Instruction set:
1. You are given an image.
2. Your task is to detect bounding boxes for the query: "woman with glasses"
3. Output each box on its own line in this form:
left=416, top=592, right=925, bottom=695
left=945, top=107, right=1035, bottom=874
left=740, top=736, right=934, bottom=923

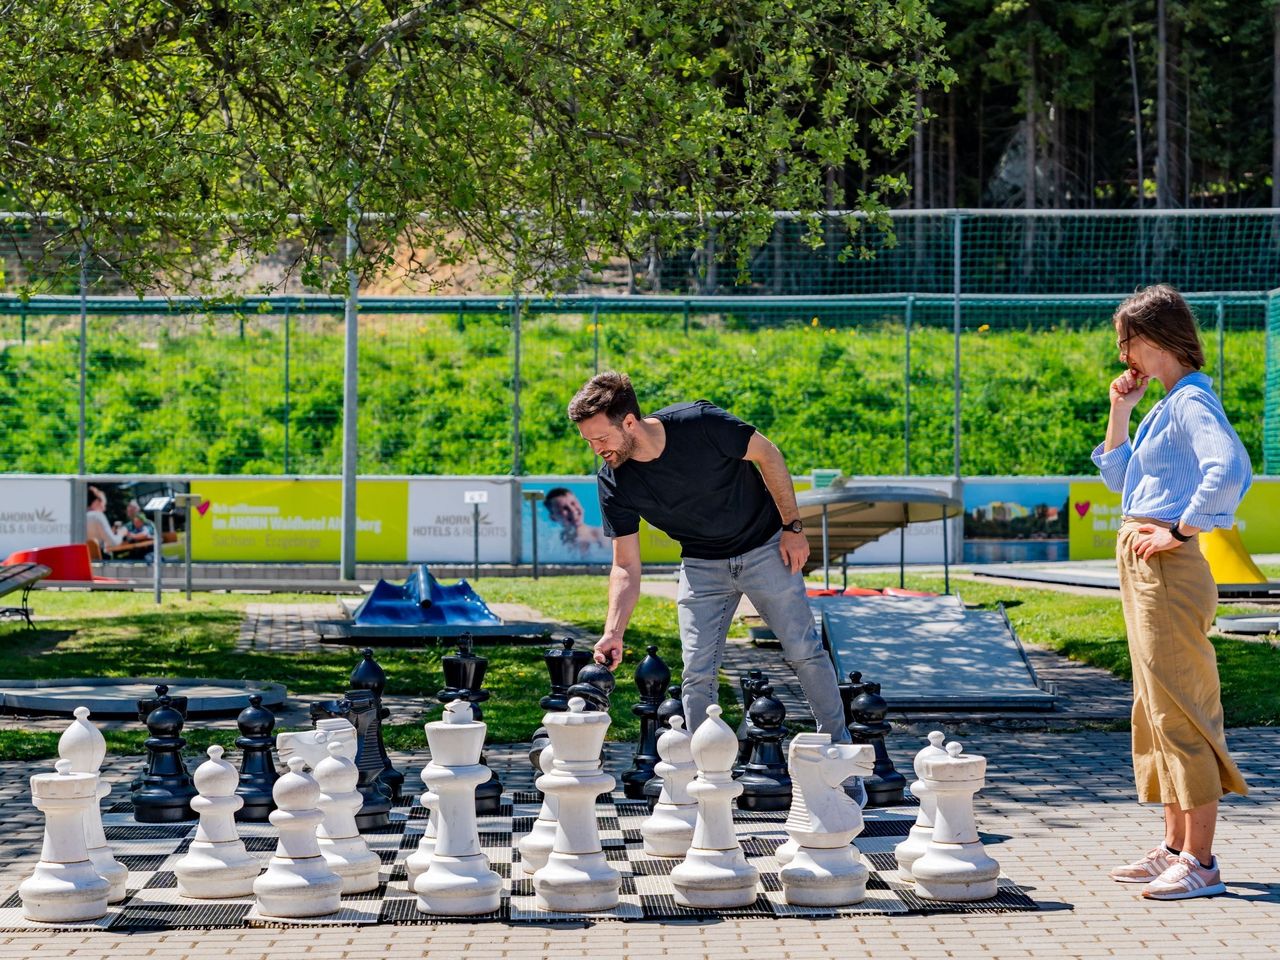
left=1093, top=284, right=1250, bottom=900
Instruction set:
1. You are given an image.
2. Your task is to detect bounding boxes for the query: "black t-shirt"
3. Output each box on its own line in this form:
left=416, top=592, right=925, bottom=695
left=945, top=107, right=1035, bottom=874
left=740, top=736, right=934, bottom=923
left=597, top=401, right=782, bottom=559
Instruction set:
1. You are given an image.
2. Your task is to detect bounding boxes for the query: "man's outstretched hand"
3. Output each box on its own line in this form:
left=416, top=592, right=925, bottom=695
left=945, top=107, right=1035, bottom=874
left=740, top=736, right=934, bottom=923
left=593, top=635, right=623, bottom=671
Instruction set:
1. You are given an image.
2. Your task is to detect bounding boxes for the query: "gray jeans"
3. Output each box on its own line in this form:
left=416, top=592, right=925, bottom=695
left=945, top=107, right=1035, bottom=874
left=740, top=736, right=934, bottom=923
left=676, top=532, right=850, bottom=743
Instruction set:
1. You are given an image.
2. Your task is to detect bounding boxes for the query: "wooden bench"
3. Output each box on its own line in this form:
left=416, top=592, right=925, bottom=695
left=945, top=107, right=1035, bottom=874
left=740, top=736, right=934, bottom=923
left=0, top=562, right=52, bottom=629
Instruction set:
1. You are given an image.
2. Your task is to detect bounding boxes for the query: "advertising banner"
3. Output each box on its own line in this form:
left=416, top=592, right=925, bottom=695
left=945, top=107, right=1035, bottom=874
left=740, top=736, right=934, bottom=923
left=0, top=478, right=74, bottom=557
left=519, top=478, right=612, bottom=565
left=1069, top=477, right=1280, bottom=559
left=407, top=478, right=515, bottom=563
left=963, top=478, right=1070, bottom=563
left=839, top=478, right=963, bottom=565
left=190, top=479, right=408, bottom=562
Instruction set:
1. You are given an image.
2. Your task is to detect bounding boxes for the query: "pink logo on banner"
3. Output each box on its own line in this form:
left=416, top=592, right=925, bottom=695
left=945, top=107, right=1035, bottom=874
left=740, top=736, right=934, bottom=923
left=1073, top=501, right=1091, bottom=518
left=196, top=501, right=211, bottom=516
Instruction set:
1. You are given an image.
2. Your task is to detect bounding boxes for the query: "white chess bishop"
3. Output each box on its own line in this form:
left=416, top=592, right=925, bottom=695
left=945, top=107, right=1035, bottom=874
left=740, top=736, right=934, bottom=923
left=57, top=706, right=127, bottom=902
left=20, top=759, right=112, bottom=922
left=640, top=716, right=697, bottom=857
left=910, top=741, right=1000, bottom=902
left=252, top=757, right=344, bottom=918
left=778, top=734, right=875, bottom=906
left=277, top=723, right=381, bottom=894
left=174, top=745, right=262, bottom=898
left=670, top=704, right=759, bottom=909
left=894, top=730, right=948, bottom=878
left=532, top=697, right=620, bottom=912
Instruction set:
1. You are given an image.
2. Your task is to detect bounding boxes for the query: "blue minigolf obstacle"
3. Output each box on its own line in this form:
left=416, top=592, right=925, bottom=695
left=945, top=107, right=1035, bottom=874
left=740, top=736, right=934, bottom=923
left=350, top=565, right=502, bottom=627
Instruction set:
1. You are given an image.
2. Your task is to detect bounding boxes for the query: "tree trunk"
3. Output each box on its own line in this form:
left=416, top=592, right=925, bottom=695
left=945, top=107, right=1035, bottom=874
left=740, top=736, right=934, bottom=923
left=1129, top=30, right=1145, bottom=208
left=913, top=87, right=925, bottom=209
left=1156, top=0, right=1172, bottom=208
left=947, top=92, right=957, bottom=208
left=1025, top=38, right=1037, bottom=210
left=1088, top=100, right=1096, bottom=209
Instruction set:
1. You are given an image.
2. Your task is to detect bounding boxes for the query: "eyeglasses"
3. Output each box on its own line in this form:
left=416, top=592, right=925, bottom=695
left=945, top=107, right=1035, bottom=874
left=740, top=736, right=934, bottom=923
left=1116, top=333, right=1134, bottom=354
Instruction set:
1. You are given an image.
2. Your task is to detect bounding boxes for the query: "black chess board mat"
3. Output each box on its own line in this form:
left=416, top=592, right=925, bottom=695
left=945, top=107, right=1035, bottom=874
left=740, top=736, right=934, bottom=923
left=0, top=791, right=1040, bottom=930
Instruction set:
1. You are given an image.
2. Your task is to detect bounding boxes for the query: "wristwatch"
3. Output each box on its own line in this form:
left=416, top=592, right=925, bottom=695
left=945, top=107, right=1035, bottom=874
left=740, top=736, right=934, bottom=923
left=1169, top=521, right=1192, bottom=542
left=782, top=518, right=804, bottom=534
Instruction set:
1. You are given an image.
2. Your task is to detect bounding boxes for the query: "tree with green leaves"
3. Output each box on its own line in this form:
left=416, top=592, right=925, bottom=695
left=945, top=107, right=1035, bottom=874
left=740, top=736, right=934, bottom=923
left=0, top=0, right=953, bottom=292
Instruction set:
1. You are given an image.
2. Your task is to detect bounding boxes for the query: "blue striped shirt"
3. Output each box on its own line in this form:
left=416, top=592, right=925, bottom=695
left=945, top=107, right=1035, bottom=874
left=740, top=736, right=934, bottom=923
left=1091, top=371, right=1252, bottom=530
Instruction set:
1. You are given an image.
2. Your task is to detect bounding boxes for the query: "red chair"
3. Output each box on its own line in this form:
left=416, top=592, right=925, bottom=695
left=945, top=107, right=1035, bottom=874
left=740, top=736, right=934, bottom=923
left=842, top=586, right=883, bottom=596
left=4, top=544, right=98, bottom=582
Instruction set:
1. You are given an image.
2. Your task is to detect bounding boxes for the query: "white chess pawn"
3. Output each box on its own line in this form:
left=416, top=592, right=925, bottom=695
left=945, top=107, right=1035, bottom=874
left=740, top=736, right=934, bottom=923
left=415, top=701, right=503, bottom=915
left=253, top=757, right=344, bottom=918
left=20, top=759, right=112, bottom=922
left=641, top=716, right=697, bottom=857
left=911, top=741, right=1000, bottom=902
left=516, top=742, right=556, bottom=877
left=532, top=697, right=620, bottom=912
left=313, top=739, right=382, bottom=894
left=404, top=785, right=438, bottom=888
left=174, top=745, right=261, bottom=898
left=57, top=706, right=127, bottom=902
left=894, top=730, right=948, bottom=878
left=778, top=734, right=875, bottom=906
left=670, top=704, right=759, bottom=908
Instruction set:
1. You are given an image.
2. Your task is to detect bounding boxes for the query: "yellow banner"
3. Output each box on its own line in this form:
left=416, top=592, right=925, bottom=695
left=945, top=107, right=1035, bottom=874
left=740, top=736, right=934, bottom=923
left=190, top=479, right=408, bottom=562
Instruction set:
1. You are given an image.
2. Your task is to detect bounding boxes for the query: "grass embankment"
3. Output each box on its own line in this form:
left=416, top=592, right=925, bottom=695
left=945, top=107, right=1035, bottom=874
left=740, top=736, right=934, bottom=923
left=0, top=575, right=1276, bottom=761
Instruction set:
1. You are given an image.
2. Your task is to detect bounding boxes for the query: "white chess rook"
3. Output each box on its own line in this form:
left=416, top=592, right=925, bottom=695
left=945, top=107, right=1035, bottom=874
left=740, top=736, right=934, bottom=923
left=20, top=759, right=112, bottom=923
left=911, top=741, right=1000, bottom=902
left=174, top=745, right=261, bottom=898
left=670, top=705, right=759, bottom=909
left=57, top=706, right=127, bottom=902
left=640, top=716, right=697, bottom=858
left=532, top=697, right=621, bottom=912
left=414, top=701, right=503, bottom=916
left=894, top=730, right=947, bottom=878
left=253, top=757, right=344, bottom=918
left=778, top=734, right=875, bottom=906
left=515, top=743, right=557, bottom=877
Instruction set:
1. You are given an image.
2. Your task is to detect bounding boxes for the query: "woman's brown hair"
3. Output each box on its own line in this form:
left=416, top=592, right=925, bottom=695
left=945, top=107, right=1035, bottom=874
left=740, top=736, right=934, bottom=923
left=1114, top=284, right=1205, bottom=370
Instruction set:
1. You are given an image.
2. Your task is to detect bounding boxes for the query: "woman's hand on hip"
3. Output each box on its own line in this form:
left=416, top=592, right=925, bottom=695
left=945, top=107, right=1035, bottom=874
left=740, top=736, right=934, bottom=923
left=1133, top=524, right=1181, bottom=559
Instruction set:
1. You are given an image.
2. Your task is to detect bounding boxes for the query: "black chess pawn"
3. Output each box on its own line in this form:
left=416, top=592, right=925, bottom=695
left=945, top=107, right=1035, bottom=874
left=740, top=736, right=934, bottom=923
left=643, top=683, right=685, bottom=809
left=735, top=670, right=768, bottom=769
left=735, top=684, right=792, bottom=811
left=621, top=646, right=671, bottom=799
left=837, top=670, right=870, bottom=805
left=438, top=636, right=502, bottom=814
left=565, top=661, right=616, bottom=712
left=530, top=638, right=594, bottom=774
left=234, top=694, right=278, bottom=821
left=350, top=647, right=404, bottom=801
left=847, top=677, right=906, bottom=807
left=131, top=684, right=197, bottom=823
left=313, top=691, right=394, bottom=831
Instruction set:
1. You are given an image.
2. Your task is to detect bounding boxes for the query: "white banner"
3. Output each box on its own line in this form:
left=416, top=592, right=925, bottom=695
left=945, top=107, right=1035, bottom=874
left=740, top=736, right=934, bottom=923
left=0, top=478, right=75, bottom=557
left=407, top=478, right=516, bottom=563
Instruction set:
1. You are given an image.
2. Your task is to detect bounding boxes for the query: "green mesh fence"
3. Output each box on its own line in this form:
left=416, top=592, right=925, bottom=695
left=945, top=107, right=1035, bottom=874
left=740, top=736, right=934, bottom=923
left=1266, top=289, right=1280, bottom=474
left=0, top=292, right=1264, bottom=478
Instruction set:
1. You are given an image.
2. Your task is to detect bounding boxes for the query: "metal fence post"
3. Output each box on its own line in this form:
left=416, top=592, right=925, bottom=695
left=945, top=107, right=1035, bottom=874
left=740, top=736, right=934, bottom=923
left=904, top=294, right=913, bottom=476
left=511, top=295, right=522, bottom=476
left=340, top=211, right=360, bottom=581
left=1216, top=299, right=1225, bottom=396
left=283, top=301, right=291, bottom=474
left=952, top=212, right=963, bottom=478
left=78, top=239, right=88, bottom=476
left=591, top=303, right=600, bottom=373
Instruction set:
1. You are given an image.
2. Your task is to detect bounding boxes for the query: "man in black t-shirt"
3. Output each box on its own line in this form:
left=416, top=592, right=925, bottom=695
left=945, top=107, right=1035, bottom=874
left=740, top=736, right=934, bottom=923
left=566, top=371, right=850, bottom=743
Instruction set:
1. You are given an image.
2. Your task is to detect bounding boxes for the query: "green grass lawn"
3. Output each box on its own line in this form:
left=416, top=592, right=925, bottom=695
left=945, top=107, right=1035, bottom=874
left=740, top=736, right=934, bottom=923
left=0, top=574, right=1276, bottom=761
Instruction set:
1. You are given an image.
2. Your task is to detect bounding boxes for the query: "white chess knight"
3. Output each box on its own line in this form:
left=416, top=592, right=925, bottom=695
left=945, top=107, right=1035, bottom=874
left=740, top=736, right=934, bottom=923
left=414, top=700, right=503, bottom=916
left=640, top=716, right=697, bottom=857
left=910, top=741, right=1000, bottom=902
left=515, top=742, right=556, bottom=877
left=57, top=706, right=127, bottom=902
left=20, top=759, right=112, bottom=923
left=277, top=723, right=380, bottom=894
left=777, top=733, right=875, bottom=906
left=670, top=704, right=759, bottom=908
left=253, top=757, right=344, bottom=919
left=173, top=745, right=261, bottom=898
left=894, top=730, right=948, bottom=878
left=532, top=696, right=620, bottom=912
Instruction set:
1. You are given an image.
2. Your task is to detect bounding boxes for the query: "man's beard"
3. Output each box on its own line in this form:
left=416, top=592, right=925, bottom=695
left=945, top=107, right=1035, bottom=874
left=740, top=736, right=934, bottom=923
left=606, top=430, right=638, bottom=467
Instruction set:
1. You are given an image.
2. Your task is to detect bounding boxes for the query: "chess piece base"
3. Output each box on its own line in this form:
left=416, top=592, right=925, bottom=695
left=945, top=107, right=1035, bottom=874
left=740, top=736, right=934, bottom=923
left=404, top=837, right=436, bottom=888
left=414, top=854, right=502, bottom=915
left=894, top=823, right=932, bottom=879
left=88, top=846, right=128, bottom=903
left=670, top=849, right=759, bottom=908
left=19, top=861, right=111, bottom=923
left=863, top=772, right=907, bottom=808
left=780, top=847, right=868, bottom=906
left=132, top=786, right=195, bottom=823
left=516, top=819, right=556, bottom=877
left=474, top=775, right=503, bottom=815
left=353, top=800, right=392, bottom=833
left=319, top=836, right=382, bottom=894
left=641, top=803, right=696, bottom=858
left=774, top=838, right=797, bottom=866
left=734, top=776, right=791, bottom=812
left=621, top=769, right=654, bottom=800
left=911, top=843, right=1000, bottom=902
left=233, top=792, right=275, bottom=823
left=533, top=851, right=621, bottom=912
left=175, top=840, right=261, bottom=899
left=253, top=857, right=343, bottom=918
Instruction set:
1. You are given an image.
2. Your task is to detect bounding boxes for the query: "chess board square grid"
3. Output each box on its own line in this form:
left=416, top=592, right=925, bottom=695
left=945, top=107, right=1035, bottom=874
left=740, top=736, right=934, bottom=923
left=0, top=791, right=1039, bottom=930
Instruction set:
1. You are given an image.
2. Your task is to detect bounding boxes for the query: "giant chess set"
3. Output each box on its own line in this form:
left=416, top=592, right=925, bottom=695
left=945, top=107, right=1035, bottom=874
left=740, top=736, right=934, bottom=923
left=0, top=641, right=1039, bottom=929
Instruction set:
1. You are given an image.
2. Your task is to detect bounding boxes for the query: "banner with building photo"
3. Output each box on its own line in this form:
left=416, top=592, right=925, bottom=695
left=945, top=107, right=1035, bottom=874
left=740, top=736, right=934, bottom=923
left=963, top=478, right=1070, bottom=563
left=0, top=477, right=74, bottom=556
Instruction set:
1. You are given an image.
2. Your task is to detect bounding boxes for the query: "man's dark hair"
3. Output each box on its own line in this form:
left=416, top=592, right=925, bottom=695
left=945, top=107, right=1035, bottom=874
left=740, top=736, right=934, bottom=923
left=567, top=371, right=642, bottom=424
left=544, top=487, right=571, bottom=518
left=1114, top=284, right=1205, bottom=370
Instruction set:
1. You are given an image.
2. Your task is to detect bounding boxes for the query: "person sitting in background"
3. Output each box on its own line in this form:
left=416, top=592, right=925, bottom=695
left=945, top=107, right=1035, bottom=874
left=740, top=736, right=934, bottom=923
left=120, top=500, right=155, bottom=543
left=85, top=486, right=124, bottom=554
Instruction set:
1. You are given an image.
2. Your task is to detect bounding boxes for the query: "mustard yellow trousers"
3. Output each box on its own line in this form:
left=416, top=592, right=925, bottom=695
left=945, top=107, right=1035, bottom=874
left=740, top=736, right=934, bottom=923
left=1116, top=518, right=1248, bottom=811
